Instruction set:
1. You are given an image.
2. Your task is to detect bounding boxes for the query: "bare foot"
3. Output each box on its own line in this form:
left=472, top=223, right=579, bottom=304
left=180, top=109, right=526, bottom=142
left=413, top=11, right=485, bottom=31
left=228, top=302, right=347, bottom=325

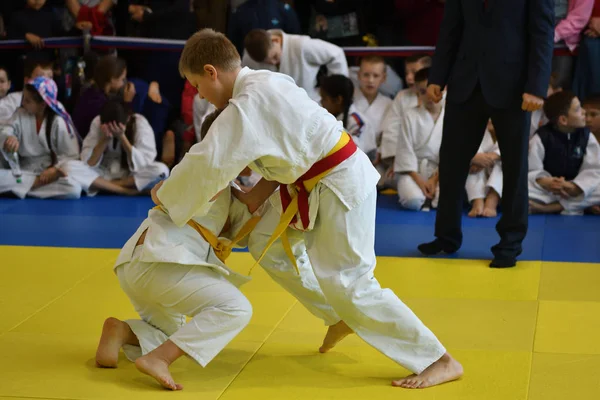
left=319, top=320, right=354, bottom=353
left=482, top=207, right=497, bottom=217
left=482, top=190, right=499, bottom=217
left=148, top=81, right=162, bottom=104
left=135, top=354, right=183, bottom=391
left=468, top=198, right=484, bottom=218
left=392, top=353, right=463, bottom=389
left=95, top=317, right=135, bottom=368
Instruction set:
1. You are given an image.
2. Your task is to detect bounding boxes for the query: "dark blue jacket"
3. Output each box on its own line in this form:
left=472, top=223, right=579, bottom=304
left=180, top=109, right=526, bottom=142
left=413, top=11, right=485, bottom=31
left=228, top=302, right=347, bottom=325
left=429, top=0, right=555, bottom=108
left=228, top=0, right=301, bottom=55
left=537, top=123, right=591, bottom=182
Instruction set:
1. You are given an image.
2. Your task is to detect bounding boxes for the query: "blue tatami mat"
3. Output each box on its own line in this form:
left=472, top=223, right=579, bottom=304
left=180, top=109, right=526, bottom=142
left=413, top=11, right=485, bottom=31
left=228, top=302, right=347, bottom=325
left=1, top=195, right=599, bottom=263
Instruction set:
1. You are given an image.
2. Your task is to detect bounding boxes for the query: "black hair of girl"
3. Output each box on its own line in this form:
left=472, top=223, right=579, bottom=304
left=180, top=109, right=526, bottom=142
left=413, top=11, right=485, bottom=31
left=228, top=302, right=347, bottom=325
left=100, top=100, right=137, bottom=169
left=320, top=74, right=354, bottom=131
left=23, top=84, right=58, bottom=166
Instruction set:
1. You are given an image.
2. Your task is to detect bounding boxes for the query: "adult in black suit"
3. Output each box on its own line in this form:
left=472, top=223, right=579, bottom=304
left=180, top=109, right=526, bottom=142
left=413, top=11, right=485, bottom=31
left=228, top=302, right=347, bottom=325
left=418, top=0, right=555, bottom=268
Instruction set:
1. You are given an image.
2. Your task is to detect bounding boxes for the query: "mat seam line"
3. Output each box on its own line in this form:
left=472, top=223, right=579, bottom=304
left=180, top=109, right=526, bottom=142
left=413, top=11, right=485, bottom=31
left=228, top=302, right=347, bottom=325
left=526, top=222, right=545, bottom=400
left=0, top=395, right=82, bottom=400
left=3, top=264, right=107, bottom=335
left=216, top=299, right=299, bottom=400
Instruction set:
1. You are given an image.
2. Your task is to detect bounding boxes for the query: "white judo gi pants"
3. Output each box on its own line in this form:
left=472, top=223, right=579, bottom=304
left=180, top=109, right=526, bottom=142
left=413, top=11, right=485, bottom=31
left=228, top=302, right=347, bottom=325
left=64, top=160, right=169, bottom=195
left=115, top=247, right=252, bottom=366
left=529, top=180, right=600, bottom=215
left=248, top=185, right=446, bottom=374
left=0, top=170, right=81, bottom=199
left=465, top=162, right=503, bottom=202
left=396, top=160, right=440, bottom=211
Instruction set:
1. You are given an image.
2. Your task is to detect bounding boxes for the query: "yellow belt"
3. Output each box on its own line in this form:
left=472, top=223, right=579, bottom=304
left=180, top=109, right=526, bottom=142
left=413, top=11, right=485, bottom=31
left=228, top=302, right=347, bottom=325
left=152, top=206, right=261, bottom=265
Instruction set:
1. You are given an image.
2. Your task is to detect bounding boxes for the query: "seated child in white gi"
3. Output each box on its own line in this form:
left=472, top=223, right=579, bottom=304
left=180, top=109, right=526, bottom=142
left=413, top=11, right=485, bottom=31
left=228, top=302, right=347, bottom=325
left=466, top=119, right=503, bottom=218
left=353, top=56, right=392, bottom=138
left=0, top=77, right=81, bottom=199
left=65, top=100, right=169, bottom=196
left=319, top=74, right=375, bottom=161
left=242, top=28, right=348, bottom=102
left=394, top=67, right=444, bottom=211
left=378, top=54, right=431, bottom=189
left=529, top=91, right=600, bottom=215
left=95, top=109, right=258, bottom=391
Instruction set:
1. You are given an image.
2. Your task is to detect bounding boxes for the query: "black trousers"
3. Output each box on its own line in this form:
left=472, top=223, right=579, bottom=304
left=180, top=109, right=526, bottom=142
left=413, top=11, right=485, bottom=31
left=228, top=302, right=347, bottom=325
left=435, top=84, right=531, bottom=259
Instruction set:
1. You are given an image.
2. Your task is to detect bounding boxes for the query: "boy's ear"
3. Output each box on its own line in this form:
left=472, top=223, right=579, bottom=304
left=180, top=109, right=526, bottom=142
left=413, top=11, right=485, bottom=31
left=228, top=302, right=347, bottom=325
left=334, top=95, right=344, bottom=106
left=203, top=64, right=218, bottom=80
left=558, top=114, right=568, bottom=126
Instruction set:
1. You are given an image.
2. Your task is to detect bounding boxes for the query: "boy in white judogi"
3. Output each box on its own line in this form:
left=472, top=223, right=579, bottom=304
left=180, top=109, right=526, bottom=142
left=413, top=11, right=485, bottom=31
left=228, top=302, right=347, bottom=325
left=394, top=68, right=444, bottom=211
left=97, top=108, right=346, bottom=391
left=0, top=77, right=81, bottom=199
left=378, top=54, right=431, bottom=188
left=65, top=100, right=169, bottom=196
left=352, top=56, right=392, bottom=154
left=154, top=30, right=462, bottom=390
left=529, top=91, right=600, bottom=215
left=466, top=120, right=503, bottom=218
left=242, top=28, right=348, bottom=102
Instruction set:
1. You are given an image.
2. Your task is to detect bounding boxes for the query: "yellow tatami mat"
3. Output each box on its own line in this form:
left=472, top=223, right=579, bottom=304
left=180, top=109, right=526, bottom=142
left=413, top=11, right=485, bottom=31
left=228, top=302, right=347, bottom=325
left=1, top=245, right=599, bottom=400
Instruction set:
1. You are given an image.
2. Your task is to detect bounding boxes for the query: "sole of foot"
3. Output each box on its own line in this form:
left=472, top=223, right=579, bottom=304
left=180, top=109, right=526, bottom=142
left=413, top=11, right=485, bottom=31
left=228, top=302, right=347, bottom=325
left=392, top=353, right=463, bottom=389
left=95, top=317, right=129, bottom=368
left=319, top=321, right=354, bottom=353
left=135, top=355, right=183, bottom=391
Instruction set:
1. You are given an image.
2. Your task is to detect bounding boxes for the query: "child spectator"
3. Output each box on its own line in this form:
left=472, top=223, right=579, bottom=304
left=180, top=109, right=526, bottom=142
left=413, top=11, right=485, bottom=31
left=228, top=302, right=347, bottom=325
left=65, top=100, right=169, bottom=196
left=242, top=28, right=349, bottom=102
left=319, top=74, right=375, bottom=160
left=353, top=56, right=392, bottom=152
left=529, top=91, right=600, bottom=214
left=466, top=120, right=503, bottom=218
left=378, top=54, right=431, bottom=189
left=393, top=68, right=443, bottom=211
left=0, top=77, right=81, bottom=199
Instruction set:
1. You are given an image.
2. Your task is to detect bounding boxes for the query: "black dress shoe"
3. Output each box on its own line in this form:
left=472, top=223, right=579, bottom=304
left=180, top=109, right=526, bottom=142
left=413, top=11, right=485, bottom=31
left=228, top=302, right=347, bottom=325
left=489, top=258, right=517, bottom=268
left=418, top=240, right=458, bottom=256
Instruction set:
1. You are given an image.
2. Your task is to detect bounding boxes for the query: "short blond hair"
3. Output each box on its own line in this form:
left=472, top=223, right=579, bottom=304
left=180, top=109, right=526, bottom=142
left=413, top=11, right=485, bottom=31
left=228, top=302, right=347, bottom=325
left=179, top=29, right=241, bottom=77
